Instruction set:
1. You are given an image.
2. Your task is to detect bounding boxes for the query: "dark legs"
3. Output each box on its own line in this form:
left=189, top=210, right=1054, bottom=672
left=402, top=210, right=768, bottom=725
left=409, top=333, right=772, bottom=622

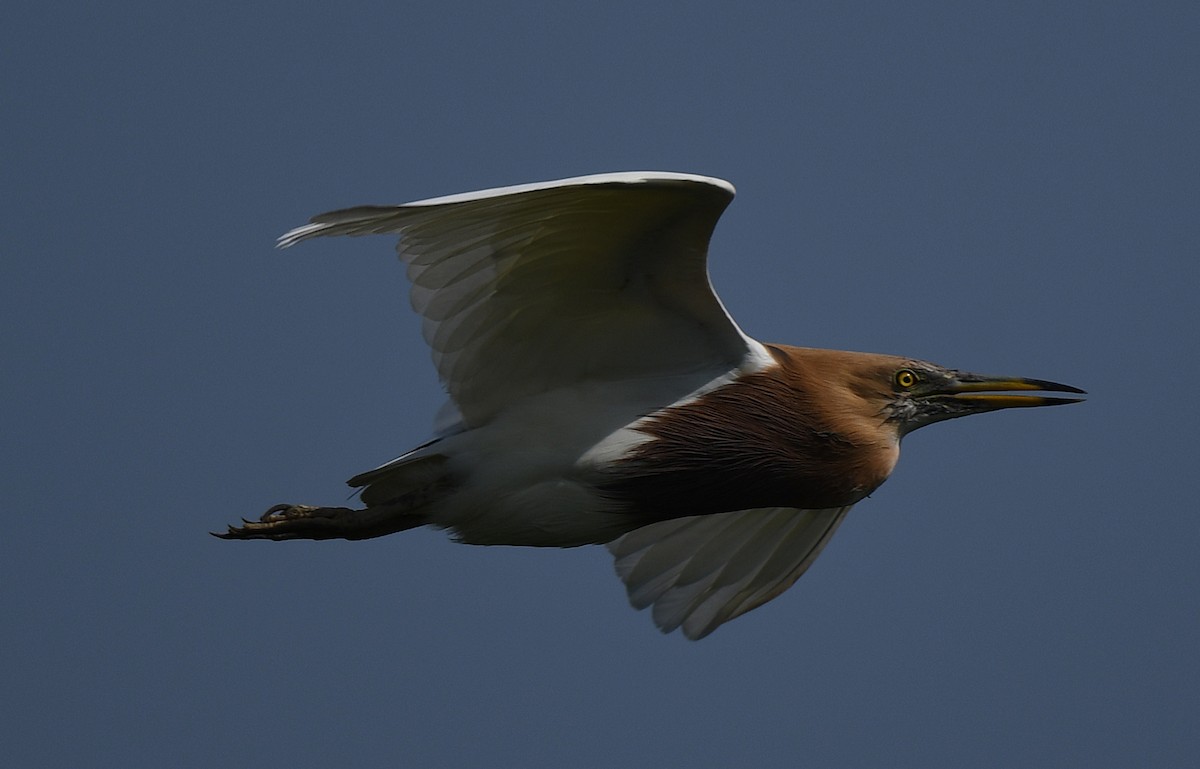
left=215, top=502, right=427, bottom=541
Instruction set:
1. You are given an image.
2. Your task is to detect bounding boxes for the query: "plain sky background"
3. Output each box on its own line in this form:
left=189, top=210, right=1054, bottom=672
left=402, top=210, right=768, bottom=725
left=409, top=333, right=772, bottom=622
left=3, top=2, right=1197, bottom=767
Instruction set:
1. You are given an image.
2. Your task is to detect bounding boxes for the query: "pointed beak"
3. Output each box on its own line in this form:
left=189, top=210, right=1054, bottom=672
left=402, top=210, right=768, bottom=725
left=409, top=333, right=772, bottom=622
left=896, top=370, right=1085, bottom=434
left=936, top=373, right=1087, bottom=411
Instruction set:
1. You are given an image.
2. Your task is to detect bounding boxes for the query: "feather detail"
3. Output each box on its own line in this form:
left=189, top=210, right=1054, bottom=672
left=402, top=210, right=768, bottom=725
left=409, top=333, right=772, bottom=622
left=608, top=506, right=852, bottom=639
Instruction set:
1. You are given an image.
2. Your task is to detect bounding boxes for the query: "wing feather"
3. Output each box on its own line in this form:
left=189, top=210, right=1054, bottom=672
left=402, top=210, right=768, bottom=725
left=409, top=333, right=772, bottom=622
left=279, top=172, right=754, bottom=427
left=607, top=506, right=853, bottom=640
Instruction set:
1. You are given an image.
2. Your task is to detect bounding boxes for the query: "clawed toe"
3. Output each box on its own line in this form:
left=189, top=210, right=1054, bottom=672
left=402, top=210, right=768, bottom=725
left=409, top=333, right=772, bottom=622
left=215, top=499, right=425, bottom=542
left=260, top=503, right=319, bottom=522
left=213, top=503, right=360, bottom=541
left=261, top=503, right=292, bottom=521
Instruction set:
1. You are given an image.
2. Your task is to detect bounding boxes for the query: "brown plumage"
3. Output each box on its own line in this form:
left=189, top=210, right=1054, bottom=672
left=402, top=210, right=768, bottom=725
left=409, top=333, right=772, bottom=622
left=217, top=172, right=1084, bottom=639
left=599, top=345, right=903, bottom=520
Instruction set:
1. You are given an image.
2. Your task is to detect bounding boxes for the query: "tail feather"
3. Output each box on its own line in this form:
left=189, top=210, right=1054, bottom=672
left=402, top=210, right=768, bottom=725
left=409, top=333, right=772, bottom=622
left=349, top=444, right=451, bottom=509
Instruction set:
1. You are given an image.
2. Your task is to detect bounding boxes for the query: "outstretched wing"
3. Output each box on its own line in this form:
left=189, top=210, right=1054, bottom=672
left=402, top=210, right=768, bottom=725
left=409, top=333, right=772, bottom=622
left=607, top=506, right=853, bottom=640
left=279, top=172, right=755, bottom=428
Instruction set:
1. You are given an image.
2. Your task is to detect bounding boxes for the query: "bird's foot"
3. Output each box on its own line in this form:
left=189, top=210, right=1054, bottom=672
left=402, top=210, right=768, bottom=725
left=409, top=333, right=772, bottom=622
left=214, top=503, right=362, bottom=541
left=214, top=501, right=428, bottom=541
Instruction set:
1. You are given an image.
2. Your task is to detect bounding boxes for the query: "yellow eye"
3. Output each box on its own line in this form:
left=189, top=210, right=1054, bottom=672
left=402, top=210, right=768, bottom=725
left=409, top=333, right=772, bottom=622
left=894, top=369, right=918, bottom=389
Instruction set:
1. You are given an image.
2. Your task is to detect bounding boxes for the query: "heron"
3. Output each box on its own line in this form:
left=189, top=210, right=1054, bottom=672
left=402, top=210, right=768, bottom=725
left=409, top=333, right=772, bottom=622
left=218, top=172, right=1084, bottom=639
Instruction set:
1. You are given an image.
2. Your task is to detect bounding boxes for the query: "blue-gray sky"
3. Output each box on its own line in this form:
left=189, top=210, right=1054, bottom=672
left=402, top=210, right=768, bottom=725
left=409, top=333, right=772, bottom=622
left=4, top=2, right=1197, bottom=767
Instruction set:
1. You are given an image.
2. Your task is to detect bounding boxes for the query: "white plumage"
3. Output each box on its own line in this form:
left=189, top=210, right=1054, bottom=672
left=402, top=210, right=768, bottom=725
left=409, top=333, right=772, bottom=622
left=267, top=172, right=844, bottom=638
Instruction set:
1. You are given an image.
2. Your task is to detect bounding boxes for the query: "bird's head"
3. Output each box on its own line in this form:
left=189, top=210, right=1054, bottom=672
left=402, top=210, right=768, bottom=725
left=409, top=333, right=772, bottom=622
left=858, top=359, right=1087, bottom=436
left=772, top=346, right=1086, bottom=444
left=782, top=347, right=1085, bottom=439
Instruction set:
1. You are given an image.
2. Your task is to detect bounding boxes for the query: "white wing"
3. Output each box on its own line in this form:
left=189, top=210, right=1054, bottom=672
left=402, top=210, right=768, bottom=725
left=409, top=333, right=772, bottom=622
left=279, top=172, right=755, bottom=428
left=607, top=506, right=853, bottom=640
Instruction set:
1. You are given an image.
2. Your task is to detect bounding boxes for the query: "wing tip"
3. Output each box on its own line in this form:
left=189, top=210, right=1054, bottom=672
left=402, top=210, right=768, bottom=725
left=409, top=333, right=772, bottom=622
left=276, top=222, right=326, bottom=248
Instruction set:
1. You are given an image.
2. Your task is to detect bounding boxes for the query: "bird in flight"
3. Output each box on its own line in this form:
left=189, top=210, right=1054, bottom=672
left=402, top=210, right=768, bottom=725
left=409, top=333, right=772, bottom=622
left=218, top=172, right=1084, bottom=639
